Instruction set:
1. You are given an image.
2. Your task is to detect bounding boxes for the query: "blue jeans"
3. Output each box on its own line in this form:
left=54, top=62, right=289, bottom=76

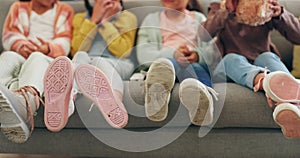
left=169, top=58, right=212, bottom=87
left=213, top=52, right=289, bottom=89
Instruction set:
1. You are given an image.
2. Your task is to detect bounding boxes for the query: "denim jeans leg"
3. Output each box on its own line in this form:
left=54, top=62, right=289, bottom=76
left=253, top=52, right=290, bottom=73
left=168, top=58, right=182, bottom=80
left=191, top=63, right=212, bottom=87
left=217, top=53, right=264, bottom=89
left=168, top=58, right=212, bottom=87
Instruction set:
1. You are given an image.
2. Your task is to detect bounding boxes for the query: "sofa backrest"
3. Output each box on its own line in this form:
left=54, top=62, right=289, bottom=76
left=0, top=0, right=299, bottom=69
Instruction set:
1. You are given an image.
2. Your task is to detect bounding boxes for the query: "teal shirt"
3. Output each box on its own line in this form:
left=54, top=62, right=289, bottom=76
left=136, top=11, right=207, bottom=66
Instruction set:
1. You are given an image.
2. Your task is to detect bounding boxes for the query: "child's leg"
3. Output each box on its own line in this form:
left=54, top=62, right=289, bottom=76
left=254, top=52, right=300, bottom=138
left=18, top=52, right=53, bottom=93
left=254, top=52, right=289, bottom=73
left=216, top=53, right=265, bottom=89
left=253, top=52, right=293, bottom=93
left=91, top=57, right=128, bottom=94
left=0, top=52, right=50, bottom=143
left=95, top=58, right=135, bottom=80
left=0, top=51, right=25, bottom=87
left=191, top=63, right=212, bottom=87
left=254, top=52, right=299, bottom=99
left=168, top=58, right=212, bottom=87
left=72, top=51, right=91, bottom=68
left=171, top=60, right=215, bottom=126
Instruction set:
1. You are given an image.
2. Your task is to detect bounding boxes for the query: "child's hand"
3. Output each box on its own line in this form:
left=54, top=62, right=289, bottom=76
left=101, top=0, right=121, bottom=23
left=90, top=0, right=113, bottom=24
left=185, top=51, right=199, bottom=63
left=18, top=43, right=37, bottom=59
left=174, top=45, right=190, bottom=67
left=268, top=0, right=282, bottom=18
left=29, top=37, right=50, bottom=55
left=225, top=0, right=239, bottom=13
left=174, top=45, right=199, bottom=67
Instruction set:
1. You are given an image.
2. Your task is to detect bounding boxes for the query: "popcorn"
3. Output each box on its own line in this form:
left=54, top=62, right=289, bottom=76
left=235, top=0, right=273, bottom=26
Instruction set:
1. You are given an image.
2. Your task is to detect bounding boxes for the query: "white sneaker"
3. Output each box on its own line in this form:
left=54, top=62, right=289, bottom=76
left=179, top=78, right=217, bottom=126
left=0, top=84, right=41, bottom=143
left=273, top=103, right=300, bottom=138
left=145, top=58, right=175, bottom=122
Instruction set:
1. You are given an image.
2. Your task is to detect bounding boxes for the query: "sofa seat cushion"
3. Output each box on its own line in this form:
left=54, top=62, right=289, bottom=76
left=34, top=82, right=279, bottom=129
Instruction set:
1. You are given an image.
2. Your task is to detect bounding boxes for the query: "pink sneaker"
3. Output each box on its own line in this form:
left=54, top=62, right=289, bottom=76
left=263, top=71, right=300, bottom=103
left=44, top=56, right=74, bottom=132
left=273, top=103, right=300, bottom=138
left=74, top=64, right=128, bottom=128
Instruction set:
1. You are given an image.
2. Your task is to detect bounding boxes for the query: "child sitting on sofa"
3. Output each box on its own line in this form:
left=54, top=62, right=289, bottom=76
left=0, top=0, right=73, bottom=143
left=44, top=0, right=137, bottom=129
left=202, top=0, right=300, bottom=138
left=136, top=0, right=218, bottom=126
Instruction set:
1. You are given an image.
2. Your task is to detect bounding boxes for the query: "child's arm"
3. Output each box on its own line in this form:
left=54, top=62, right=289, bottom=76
left=173, top=45, right=197, bottom=67
left=272, top=8, right=300, bottom=45
left=136, top=13, right=175, bottom=65
left=70, top=13, right=98, bottom=57
left=2, top=2, right=29, bottom=54
left=99, top=11, right=137, bottom=58
left=47, top=3, right=74, bottom=58
left=201, top=2, right=229, bottom=40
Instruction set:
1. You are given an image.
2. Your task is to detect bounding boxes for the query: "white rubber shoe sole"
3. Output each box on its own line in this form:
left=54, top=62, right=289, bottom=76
left=75, top=64, right=128, bottom=128
left=0, top=84, right=30, bottom=143
left=263, top=71, right=300, bottom=103
left=44, top=56, right=74, bottom=132
left=145, top=58, right=175, bottom=122
left=273, top=103, right=300, bottom=138
left=179, top=78, right=213, bottom=126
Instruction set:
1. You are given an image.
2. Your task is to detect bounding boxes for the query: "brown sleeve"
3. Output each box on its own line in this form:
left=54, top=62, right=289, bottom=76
left=272, top=8, right=300, bottom=45
left=201, top=2, right=229, bottom=39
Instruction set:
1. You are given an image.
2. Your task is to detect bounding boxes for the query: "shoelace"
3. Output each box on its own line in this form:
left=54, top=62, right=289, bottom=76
left=89, top=103, right=94, bottom=112
left=207, top=86, right=219, bottom=101
left=13, top=86, right=44, bottom=134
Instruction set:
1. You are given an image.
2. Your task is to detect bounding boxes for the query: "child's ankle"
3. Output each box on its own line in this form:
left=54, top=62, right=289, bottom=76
left=253, top=73, right=265, bottom=91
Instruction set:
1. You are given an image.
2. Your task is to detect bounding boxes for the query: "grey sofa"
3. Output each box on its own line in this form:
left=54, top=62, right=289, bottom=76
left=0, top=0, right=300, bottom=157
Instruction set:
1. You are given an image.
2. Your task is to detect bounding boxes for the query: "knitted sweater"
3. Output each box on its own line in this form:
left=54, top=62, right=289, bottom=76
left=71, top=10, right=137, bottom=58
left=202, top=3, right=300, bottom=62
left=136, top=11, right=207, bottom=65
left=2, top=1, right=74, bottom=58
